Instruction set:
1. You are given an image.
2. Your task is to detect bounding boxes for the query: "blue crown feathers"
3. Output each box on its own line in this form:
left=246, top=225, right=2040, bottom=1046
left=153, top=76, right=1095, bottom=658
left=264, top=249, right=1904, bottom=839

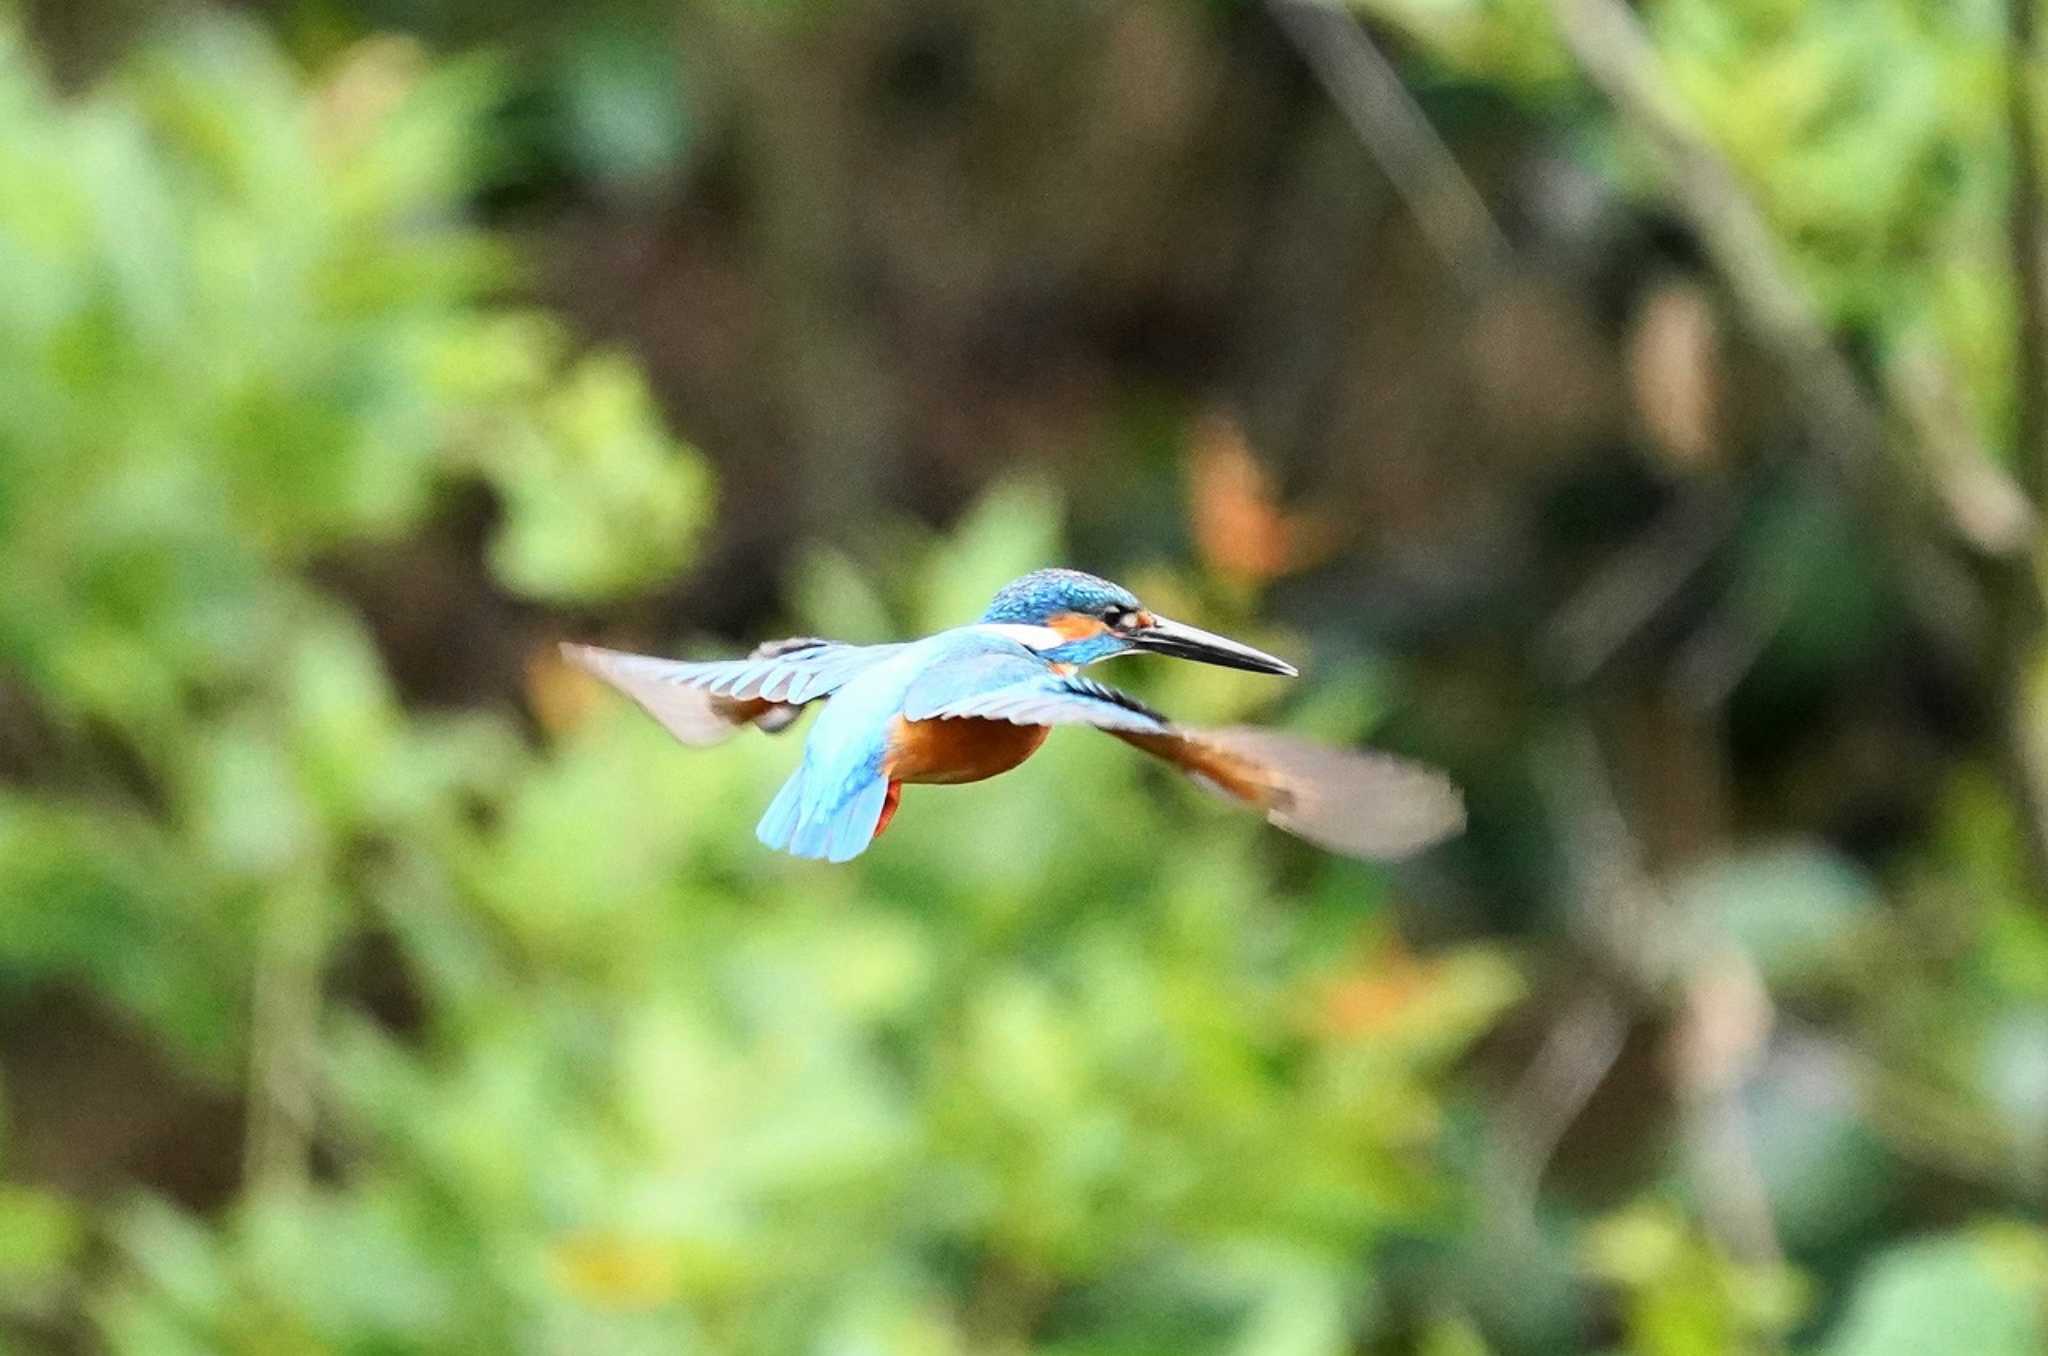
left=981, top=569, right=1141, bottom=625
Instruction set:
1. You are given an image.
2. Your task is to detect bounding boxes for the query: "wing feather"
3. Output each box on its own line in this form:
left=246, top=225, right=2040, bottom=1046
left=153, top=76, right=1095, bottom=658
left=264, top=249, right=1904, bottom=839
left=905, top=656, right=1170, bottom=733
left=896, top=644, right=1464, bottom=861
left=563, top=638, right=900, bottom=747
left=1115, top=726, right=1464, bottom=860
left=913, top=683, right=1168, bottom=734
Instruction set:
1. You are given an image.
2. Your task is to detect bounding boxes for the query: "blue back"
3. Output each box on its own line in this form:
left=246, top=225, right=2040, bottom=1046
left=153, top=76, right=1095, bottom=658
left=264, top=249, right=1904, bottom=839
left=757, top=628, right=1043, bottom=861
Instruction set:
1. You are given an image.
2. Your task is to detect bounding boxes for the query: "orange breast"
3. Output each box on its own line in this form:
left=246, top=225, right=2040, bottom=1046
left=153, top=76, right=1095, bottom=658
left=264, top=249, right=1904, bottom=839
left=885, top=716, right=1050, bottom=785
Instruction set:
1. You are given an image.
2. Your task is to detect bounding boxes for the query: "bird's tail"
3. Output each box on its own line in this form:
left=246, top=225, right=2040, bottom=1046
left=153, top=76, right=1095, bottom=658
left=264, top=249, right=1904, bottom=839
left=755, top=761, right=892, bottom=862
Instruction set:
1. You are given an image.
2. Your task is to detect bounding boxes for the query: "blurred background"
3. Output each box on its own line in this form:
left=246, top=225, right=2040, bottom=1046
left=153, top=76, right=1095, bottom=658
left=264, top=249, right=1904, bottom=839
left=3, top=0, right=2048, bottom=1350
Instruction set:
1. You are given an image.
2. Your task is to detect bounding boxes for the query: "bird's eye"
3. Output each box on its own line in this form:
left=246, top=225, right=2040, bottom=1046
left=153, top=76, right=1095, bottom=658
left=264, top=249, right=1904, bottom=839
left=1103, top=607, right=1134, bottom=628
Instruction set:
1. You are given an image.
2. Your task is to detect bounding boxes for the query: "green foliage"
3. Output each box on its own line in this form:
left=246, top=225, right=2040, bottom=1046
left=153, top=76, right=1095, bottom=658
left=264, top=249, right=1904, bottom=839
left=1361, top=0, right=2015, bottom=455
left=1349, top=0, right=1579, bottom=94
left=0, top=22, right=1519, bottom=1352
left=1823, top=1226, right=2048, bottom=1356
left=1672, top=843, right=1877, bottom=988
left=1651, top=0, right=2002, bottom=333
left=172, top=488, right=1502, bottom=1354
left=1584, top=1203, right=1807, bottom=1356
left=0, top=12, right=704, bottom=1061
left=58, top=461, right=1520, bottom=1351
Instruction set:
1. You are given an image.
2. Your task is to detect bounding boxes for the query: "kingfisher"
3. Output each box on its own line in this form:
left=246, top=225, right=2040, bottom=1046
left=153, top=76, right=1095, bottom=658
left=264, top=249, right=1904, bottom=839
left=563, top=568, right=1462, bottom=863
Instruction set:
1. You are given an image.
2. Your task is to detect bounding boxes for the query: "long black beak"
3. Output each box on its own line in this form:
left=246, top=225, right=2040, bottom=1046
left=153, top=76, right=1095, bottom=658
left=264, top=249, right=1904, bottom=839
left=1128, top=615, right=1298, bottom=676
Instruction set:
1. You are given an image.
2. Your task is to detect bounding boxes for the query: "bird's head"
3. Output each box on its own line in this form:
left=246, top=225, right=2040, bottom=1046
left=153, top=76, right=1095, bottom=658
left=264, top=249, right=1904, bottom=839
left=980, top=568, right=1297, bottom=675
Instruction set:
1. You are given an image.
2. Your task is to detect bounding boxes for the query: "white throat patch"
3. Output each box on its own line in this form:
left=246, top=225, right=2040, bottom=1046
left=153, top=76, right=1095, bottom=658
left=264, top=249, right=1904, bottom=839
left=978, top=623, right=1068, bottom=652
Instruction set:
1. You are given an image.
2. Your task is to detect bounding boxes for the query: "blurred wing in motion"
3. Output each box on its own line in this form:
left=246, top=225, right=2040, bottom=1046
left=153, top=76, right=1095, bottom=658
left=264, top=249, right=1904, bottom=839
left=912, top=662, right=1463, bottom=859
left=562, top=637, right=902, bottom=746
left=1115, top=726, right=1464, bottom=861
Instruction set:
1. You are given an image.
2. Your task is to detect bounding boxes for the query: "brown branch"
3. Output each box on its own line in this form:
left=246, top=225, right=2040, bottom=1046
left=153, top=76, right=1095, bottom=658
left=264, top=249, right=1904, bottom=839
left=1669, top=948, right=1781, bottom=1267
left=1666, top=535, right=1801, bottom=712
left=1543, top=0, right=2026, bottom=560
left=2012, top=0, right=2048, bottom=508
left=1528, top=721, right=1784, bottom=1266
left=1544, top=490, right=1739, bottom=687
left=245, top=874, right=327, bottom=1196
left=1486, top=988, right=1629, bottom=1231
left=2001, top=0, right=2048, bottom=899
left=1542, top=0, right=1879, bottom=487
left=1547, top=0, right=2048, bottom=888
left=1266, top=0, right=1513, bottom=292
left=1892, top=344, right=2035, bottom=555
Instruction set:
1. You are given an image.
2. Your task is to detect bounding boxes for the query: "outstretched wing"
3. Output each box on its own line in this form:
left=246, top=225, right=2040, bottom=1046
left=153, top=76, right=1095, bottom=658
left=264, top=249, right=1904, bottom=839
left=563, top=637, right=903, bottom=747
left=904, top=653, right=1171, bottom=733
left=1112, top=726, right=1464, bottom=861
left=909, top=661, right=1462, bottom=860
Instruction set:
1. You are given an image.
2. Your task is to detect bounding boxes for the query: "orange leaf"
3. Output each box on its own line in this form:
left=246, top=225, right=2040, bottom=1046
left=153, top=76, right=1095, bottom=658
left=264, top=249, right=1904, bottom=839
left=1186, top=413, right=1338, bottom=585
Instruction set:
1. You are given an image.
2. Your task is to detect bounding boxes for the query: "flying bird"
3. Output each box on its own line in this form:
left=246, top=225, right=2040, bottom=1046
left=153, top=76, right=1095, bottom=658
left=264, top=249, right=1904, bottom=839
left=562, top=568, right=1463, bottom=863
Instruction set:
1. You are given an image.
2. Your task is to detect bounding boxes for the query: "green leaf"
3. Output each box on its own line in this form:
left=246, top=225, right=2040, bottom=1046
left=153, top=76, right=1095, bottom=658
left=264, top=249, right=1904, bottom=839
left=790, top=546, right=897, bottom=643
left=1672, top=841, right=1877, bottom=984
left=553, top=21, right=694, bottom=192
left=480, top=351, right=713, bottom=602
left=915, top=479, right=1064, bottom=634
left=1825, top=1230, right=2048, bottom=1356
left=0, top=1184, right=85, bottom=1285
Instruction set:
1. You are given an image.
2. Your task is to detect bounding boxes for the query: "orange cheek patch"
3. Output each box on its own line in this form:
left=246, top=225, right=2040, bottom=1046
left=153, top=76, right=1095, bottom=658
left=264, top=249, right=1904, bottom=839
left=1049, top=612, right=1109, bottom=641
